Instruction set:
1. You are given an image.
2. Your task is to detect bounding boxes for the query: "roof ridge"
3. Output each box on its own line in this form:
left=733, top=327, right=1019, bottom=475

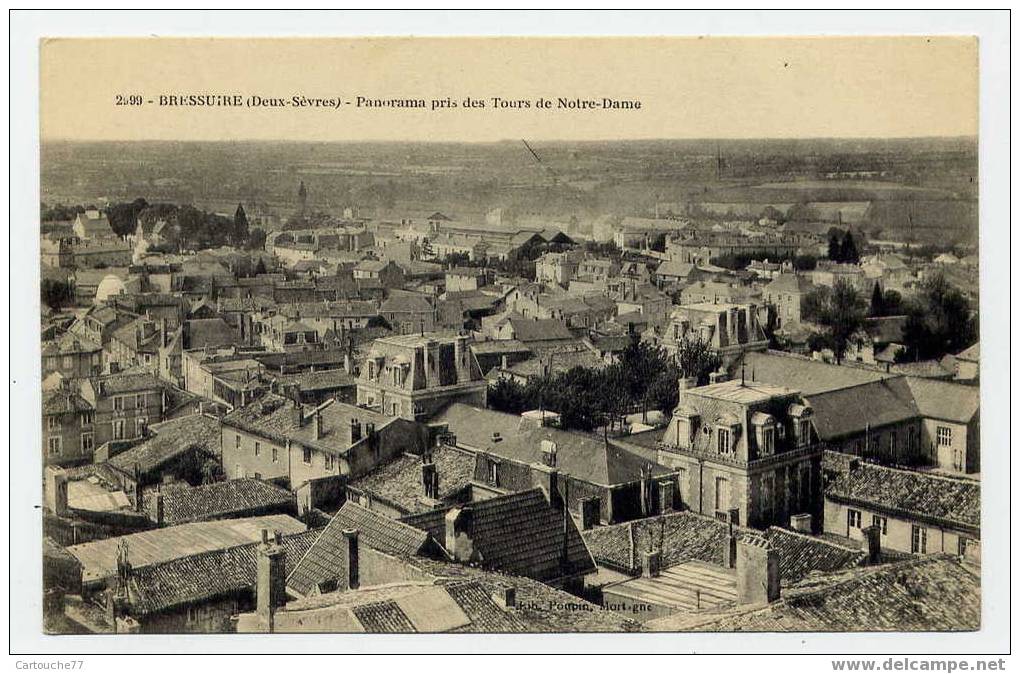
left=764, top=525, right=866, bottom=555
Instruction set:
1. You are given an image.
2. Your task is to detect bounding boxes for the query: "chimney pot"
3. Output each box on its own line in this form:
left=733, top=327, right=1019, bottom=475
left=342, top=529, right=360, bottom=590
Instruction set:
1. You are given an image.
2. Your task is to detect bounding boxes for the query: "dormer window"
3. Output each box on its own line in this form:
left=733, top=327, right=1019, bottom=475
left=716, top=427, right=732, bottom=455
left=751, top=412, right=776, bottom=457
left=788, top=403, right=814, bottom=448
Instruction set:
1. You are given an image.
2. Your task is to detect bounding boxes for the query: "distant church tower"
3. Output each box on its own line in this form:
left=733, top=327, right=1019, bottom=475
left=298, top=180, right=308, bottom=219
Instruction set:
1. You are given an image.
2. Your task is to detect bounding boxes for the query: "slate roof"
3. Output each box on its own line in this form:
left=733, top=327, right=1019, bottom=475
left=380, top=293, right=433, bottom=315
left=186, top=318, right=241, bottom=349
left=347, top=447, right=476, bottom=514
left=287, top=501, right=431, bottom=596
left=825, top=463, right=980, bottom=532
left=108, top=414, right=220, bottom=475
left=410, top=489, right=596, bottom=583
left=583, top=511, right=865, bottom=582
left=804, top=378, right=918, bottom=440
left=502, top=314, right=573, bottom=342
left=41, top=333, right=101, bottom=356
left=765, top=273, right=814, bottom=294
left=739, top=351, right=895, bottom=395
left=269, top=369, right=356, bottom=392
left=469, top=339, right=530, bottom=356
left=429, top=403, right=530, bottom=450
left=126, top=529, right=318, bottom=616
left=145, top=479, right=294, bottom=525
left=904, top=377, right=980, bottom=423
left=650, top=556, right=980, bottom=632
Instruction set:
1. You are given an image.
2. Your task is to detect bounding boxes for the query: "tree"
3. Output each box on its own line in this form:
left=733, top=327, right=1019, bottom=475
left=898, top=273, right=977, bottom=361
left=827, top=231, right=842, bottom=261
left=41, top=278, right=74, bottom=310
left=674, top=335, right=722, bottom=386
left=815, top=279, right=867, bottom=363
left=801, top=286, right=832, bottom=324
left=487, top=377, right=528, bottom=415
left=246, top=228, right=268, bottom=252
left=233, top=203, right=250, bottom=246
left=839, top=230, right=860, bottom=263
left=869, top=281, right=885, bottom=317
left=107, top=198, right=149, bottom=237
left=254, top=257, right=268, bottom=275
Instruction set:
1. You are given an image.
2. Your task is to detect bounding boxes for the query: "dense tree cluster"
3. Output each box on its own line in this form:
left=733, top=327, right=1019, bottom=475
left=869, top=282, right=904, bottom=317
left=802, top=279, right=868, bottom=364
left=826, top=228, right=861, bottom=263
left=40, top=203, right=86, bottom=222
left=487, top=337, right=721, bottom=432
left=898, top=273, right=978, bottom=362
left=710, top=251, right=817, bottom=271
left=41, top=278, right=74, bottom=310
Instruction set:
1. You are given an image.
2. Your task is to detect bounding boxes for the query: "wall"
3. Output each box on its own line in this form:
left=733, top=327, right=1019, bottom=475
left=823, top=498, right=976, bottom=556
left=221, top=426, right=290, bottom=482
left=920, top=419, right=973, bottom=474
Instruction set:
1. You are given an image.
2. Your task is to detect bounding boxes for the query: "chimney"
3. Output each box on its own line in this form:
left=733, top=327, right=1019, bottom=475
left=641, top=548, right=662, bottom=578
left=313, top=411, right=323, bottom=440
left=154, top=491, right=164, bottom=526
left=677, top=376, right=696, bottom=406
left=540, top=439, right=557, bottom=468
left=342, top=529, right=360, bottom=590
left=44, top=467, right=69, bottom=517
left=444, top=507, right=474, bottom=562
left=736, top=535, right=780, bottom=604
left=790, top=513, right=813, bottom=534
left=292, top=400, right=304, bottom=428
left=722, top=524, right=738, bottom=568
left=530, top=463, right=560, bottom=506
left=421, top=456, right=439, bottom=500
left=256, top=529, right=287, bottom=633
left=862, top=524, right=882, bottom=564
left=501, top=354, right=509, bottom=370
left=493, top=586, right=516, bottom=609
left=350, top=418, right=362, bottom=443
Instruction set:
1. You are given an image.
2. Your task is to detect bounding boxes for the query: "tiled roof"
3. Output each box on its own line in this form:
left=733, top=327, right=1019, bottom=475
left=287, top=501, right=430, bottom=596
left=269, top=369, right=356, bottom=392
left=583, top=511, right=865, bottom=582
left=380, top=293, right=433, bottom=314
left=429, top=403, right=530, bottom=450
left=108, top=414, right=220, bottom=475
left=221, top=394, right=392, bottom=454
left=42, top=389, right=94, bottom=416
left=127, top=529, right=318, bottom=615
left=144, top=478, right=294, bottom=525
left=469, top=339, right=530, bottom=355
left=825, top=462, right=980, bottom=531
left=651, top=556, right=979, bottom=632
left=765, top=273, right=814, bottom=294
left=41, top=333, right=101, bottom=356
left=94, top=371, right=163, bottom=395
left=428, top=489, right=596, bottom=583
left=347, top=447, right=476, bottom=514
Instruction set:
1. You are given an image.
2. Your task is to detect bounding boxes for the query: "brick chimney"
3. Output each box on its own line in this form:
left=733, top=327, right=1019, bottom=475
left=721, top=523, right=738, bottom=568
left=256, top=529, right=287, bottom=633
left=540, top=439, right=557, bottom=468
left=350, top=418, right=362, bottom=443
left=736, top=535, right=780, bottom=605
left=421, top=455, right=439, bottom=500
left=291, top=400, right=304, bottom=428
left=530, top=463, right=560, bottom=505
left=342, top=529, right=359, bottom=590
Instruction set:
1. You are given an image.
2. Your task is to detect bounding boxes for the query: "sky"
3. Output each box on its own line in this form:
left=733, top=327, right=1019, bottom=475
left=40, top=37, right=978, bottom=142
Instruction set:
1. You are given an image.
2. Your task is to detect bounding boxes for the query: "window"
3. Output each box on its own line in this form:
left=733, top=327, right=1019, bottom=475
left=847, top=509, right=862, bottom=529
left=798, top=420, right=812, bottom=446
left=47, top=437, right=61, bottom=456
left=235, top=435, right=241, bottom=449
left=936, top=426, right=953, bottom=447
left=81, top=411, right=94, bottom=427
left=760, top=473, right=775, bottom=522
left=761, top=427, right=775, bottom=456
left=254, top=472, right=262, bottom=480
left=112, top=419, right=126, bottom=440
left=46, top=416, right=60, bottom=431
left=889, top=433, right=897, bottom=455
left=324, top=454, right=334, bottom=471
left=303, top=447, right=312, bottom=464
left=81, top=432, right=94, bottom=453
left=113, top=396, right=124, bottom=412
left=717, top=428, right=731, bottom=454
left=953, top=447, right=965, bottom=472
left=957, top=537, right=969, bottom=557
left=136, top=393, right=146, bottom=409
left=488, top=459, right=499, bottom=486
left=714, top=477, right=730, bottom=512
left=272, top=447, right=278, bottom=463
left=872, top=515, right=888, bottom=535
left=62, top=355, right=73, bottom=369
left=911, top=525, right=928, bottom=554
left=135, top=417, right=147, bottom=437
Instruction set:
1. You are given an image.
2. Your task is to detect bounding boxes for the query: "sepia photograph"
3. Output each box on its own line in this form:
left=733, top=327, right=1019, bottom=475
left=9, top=11, right=1011, bottom=660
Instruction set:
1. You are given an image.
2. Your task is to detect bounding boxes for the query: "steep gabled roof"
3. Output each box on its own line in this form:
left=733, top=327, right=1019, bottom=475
left=108, top=414, right=220, bottom=475
left=287, top=501, right=431, bottom=596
